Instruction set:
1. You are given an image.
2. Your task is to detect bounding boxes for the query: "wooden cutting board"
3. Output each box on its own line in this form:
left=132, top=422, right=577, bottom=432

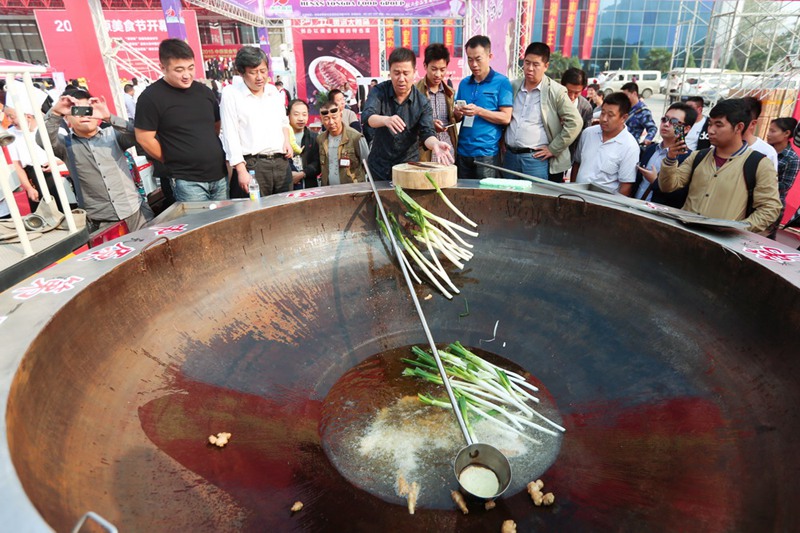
left=392, top=162, right=457, bottom=190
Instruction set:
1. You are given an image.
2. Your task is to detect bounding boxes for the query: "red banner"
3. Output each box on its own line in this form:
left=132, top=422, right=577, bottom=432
left=562, top=0, right=579, bottom=57
left=544, top=0, right=560, bottom=49
left=400, top=18, right=413, bottom=49
left=444, top=19, right=456, bottom=58
left=385, top=18, right=396, bottom=58
left=35, top=9, right=203, bottom=84
left=580, top=0, right=600, bottom=60
left=419, top=19, right=430, bottom=54
left=291, top=19, right=380, bottom=111
left=519, top=0, right=535, bottom=62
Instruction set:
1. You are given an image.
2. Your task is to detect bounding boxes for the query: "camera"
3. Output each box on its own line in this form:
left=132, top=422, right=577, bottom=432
left=71, top=106, right=93, bottom=117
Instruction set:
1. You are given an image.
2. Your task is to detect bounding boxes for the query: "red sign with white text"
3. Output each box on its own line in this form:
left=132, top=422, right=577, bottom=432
left=34, top=9, right=203, bottom=84
left=292, top=19, right=380, bottom=110
left=580, top=0, right=600, bottom=60
left=562, top=0, right=579, bottom=57
left=545, top=0, right=560, bottom=49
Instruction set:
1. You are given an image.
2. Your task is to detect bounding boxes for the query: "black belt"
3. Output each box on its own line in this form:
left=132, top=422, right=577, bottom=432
left=245, top=153, right=284, bottom=159
left=506, top=146, right=537, bottom=154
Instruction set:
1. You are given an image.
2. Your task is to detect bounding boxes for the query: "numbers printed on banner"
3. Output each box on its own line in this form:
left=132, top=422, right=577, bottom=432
left=55, top=19, right=73, bottom=32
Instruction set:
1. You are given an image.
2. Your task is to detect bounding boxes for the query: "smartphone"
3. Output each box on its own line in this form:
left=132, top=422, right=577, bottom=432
left=71, top=106, right=93, bottom=117
left=455, top=100, right=467, bottom=108
left=673, top=123, right=686, bottom=143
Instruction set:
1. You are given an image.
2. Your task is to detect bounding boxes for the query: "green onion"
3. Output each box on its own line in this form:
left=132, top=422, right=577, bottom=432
left=402, top=342, right=566, bottom=442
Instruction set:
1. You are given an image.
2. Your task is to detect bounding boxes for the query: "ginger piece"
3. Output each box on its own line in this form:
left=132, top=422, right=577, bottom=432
left=397, top=474, right=410, bottom=496
left=451, top=490, right=469, bottom=514
left=208, top=432, right=232, bottom=448
left=290, top=501, right=303, bottom=512
left=484, top=500, right=496, bottom=511
left=407, top=481, right=419, bottom=515
left=527, top=481, right=544, bottom=506
left=542, top=492, right=555, bottom=506
left=501, top=520, right=517, bottom=533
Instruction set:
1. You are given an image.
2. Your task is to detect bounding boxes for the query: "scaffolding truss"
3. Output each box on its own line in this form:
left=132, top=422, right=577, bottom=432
left=669, top=0, right=800, bottom=126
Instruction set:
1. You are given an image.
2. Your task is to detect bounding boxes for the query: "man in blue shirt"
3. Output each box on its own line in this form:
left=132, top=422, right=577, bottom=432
left=454, top=35, right=513, bottom=179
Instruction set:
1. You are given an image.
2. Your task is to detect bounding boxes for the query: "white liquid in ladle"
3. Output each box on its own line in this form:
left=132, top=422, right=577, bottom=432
left=458, top=465, right=500, bottom=498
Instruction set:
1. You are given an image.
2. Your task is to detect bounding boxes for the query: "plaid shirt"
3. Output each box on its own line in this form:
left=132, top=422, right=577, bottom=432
left=777, top=145, right=800, bottom=204
left=625, top=100, right=657, bottom=143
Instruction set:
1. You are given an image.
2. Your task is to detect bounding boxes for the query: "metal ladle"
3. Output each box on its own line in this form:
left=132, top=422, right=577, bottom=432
left=363, top=162, right=512, bottom=502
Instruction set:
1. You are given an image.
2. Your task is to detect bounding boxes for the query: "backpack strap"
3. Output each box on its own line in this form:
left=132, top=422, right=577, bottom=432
left=742, top=151, right=765, bottom=217
left=690, top=147, right=712, bottom=175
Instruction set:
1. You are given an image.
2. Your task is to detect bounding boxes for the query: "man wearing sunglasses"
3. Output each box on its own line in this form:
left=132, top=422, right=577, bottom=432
left=633, top=102, right=697, bottom=206
left=317, top=100, right=365, bottom=185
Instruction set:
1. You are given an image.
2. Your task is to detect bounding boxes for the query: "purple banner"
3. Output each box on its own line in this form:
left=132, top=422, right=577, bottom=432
left=486, top=0, right=517, bottom=75
left=257, top=27, right=273, bottom=78
left=222, top=0, right=465, bottom=19
left=160, top=0, right=187, bottom=40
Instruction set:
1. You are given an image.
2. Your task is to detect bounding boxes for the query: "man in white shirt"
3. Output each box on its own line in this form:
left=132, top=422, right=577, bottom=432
left=220, top=46, right=292, bottom=197
left=123, top=84, right=136, bottom=120
left=684, top=96, right=708, bottom=151
left=741, top=96, right=779, bottom=171
left=570, top=92, right=640, bottom=195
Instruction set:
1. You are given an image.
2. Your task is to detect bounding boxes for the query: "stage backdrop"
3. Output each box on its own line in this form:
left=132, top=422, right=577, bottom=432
left=34, top=9, right=203, bottom=84
left=292, top=19, right=380, bottom=111
left=485, top=0, right=518, bottom=76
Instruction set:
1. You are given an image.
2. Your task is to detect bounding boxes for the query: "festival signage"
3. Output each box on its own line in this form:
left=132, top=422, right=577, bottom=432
left=544, top=0, right=560, bottom=49
left=562, top=0, right=579, bottom=57
left=34, top=9, right=203, bottom=82
left=160, top=0, right=187, bottom=40
left=291, top=19, right=380, bottom=110
left=580, top=0, right=600, bottom=60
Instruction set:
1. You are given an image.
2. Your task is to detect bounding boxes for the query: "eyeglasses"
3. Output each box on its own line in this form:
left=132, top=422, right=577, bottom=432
left=320, top=108, right=339, bottom=117
left=660, top=116, right=684, bottom=127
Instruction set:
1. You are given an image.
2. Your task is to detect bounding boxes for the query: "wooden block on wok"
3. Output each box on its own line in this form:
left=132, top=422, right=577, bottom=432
left=392, top=162, right=457, bottom=190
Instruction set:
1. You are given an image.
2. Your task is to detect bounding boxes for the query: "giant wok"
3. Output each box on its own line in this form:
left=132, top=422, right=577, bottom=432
left=0, top=181, right=799, bottom=532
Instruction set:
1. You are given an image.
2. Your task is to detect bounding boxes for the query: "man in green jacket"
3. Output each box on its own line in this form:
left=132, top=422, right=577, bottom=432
left=317, top=100, right=366, bottom=185
left=503, top=42, right=582, bottom=183
left=415, top=43, right=457, bottom=162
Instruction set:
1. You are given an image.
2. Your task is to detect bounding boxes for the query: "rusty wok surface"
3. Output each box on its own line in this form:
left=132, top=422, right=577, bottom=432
left=0, top=182, right=799, bottom=532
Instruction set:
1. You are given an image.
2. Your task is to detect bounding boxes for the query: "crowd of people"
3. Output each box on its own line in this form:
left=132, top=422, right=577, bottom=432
left=1, top=35, right=799, bottom=242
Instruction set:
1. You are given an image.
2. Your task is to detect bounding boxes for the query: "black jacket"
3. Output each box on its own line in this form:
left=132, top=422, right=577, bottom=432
left=287, top=127, right=321, bottom=189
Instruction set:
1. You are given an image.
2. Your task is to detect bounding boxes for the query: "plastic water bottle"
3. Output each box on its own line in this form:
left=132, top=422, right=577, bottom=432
left=248, top=170, right=259, bottom=201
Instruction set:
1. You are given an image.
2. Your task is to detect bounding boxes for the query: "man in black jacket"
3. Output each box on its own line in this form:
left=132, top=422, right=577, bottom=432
left=287, top=99, right=321, bottom=189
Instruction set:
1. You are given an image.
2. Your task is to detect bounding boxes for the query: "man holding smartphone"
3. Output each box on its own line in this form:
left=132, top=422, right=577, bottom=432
left=414, top=43, right=457, bottom=163
left=40, top=89, right=154, bottom=232
left=633, top=102, right=697, bottom=205
left=454, top=35, right=513, bottom=179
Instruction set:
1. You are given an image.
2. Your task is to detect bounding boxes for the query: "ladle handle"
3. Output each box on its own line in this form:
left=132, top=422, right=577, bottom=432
left=363, top=162, right=473, bottom=446
left=71, top=511, right=118, bottom=533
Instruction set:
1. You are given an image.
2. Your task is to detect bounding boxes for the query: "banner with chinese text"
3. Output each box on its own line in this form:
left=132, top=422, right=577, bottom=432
left=580, top=0, right=600, bottom=60
left=35, top=9, right=203, bottom=82
left=561, top=0, right=579, bottom=57
left=291, top=19, right=380, bottom=111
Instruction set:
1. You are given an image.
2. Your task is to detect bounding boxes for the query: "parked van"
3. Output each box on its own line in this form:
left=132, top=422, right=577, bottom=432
left=598, top=70, right=661, bottom=98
